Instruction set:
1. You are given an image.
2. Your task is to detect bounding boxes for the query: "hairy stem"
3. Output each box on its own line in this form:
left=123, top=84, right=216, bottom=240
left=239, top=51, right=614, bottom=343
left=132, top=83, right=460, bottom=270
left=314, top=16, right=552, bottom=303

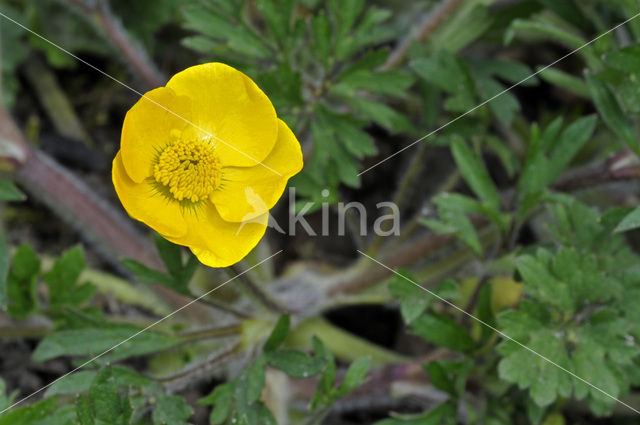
left=68, top=0, right=165, bottom=88
left=381, top=0, right=465, bottom=71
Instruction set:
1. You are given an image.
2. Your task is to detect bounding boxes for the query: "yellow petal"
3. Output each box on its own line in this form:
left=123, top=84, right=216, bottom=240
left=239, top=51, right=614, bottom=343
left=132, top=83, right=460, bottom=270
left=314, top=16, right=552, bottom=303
left=163, top=203, right=268, bottom=268
left=121, top=87, right=192, bottom=183
left=112, top=151, right=187, bottom=238
left=210, top=119, right=303, bottom=222
left=166, top=63, right=278, bottom=167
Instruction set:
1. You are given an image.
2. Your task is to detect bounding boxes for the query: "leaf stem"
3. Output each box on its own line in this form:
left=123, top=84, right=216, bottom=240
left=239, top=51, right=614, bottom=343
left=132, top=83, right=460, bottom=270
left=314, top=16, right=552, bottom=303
left=178, top=324, right=241, bottom=343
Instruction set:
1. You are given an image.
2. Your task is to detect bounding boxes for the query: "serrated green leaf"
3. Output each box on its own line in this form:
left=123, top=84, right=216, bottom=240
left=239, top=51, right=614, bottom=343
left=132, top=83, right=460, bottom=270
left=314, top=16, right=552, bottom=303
left=152, top=394, right=193, bottom=425
left=517, top=251, right=573, bottom=311
left=572, top=342, right=620, bottom=404
left=45, top=246, right=93, bottom=309
left=411, top=312, right=474, bottom=352
left=90, top=367, right=121, bottom=424
left=498, top=330, right=572, bottom=407
left=497, top=307, right=546, bottom=342
left=7, top=245, right=40, bottom=319
left=75, top=396, right=94, bottom=425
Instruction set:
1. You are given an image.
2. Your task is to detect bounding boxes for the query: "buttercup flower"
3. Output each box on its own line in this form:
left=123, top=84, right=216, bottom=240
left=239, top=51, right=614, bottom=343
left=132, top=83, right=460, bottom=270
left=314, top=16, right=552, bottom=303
left=112, top=63, right=303, bottom=267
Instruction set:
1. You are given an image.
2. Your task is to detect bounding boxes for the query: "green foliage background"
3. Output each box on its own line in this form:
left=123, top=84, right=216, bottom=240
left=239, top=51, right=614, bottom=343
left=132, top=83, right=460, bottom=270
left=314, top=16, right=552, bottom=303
left=1, top=0, right=640, bottom=424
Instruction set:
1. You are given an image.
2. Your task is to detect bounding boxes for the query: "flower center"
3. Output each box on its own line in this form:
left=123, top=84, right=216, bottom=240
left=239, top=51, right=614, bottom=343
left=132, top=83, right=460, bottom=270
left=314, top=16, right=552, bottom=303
left=153, top=138, right=221, bottom=202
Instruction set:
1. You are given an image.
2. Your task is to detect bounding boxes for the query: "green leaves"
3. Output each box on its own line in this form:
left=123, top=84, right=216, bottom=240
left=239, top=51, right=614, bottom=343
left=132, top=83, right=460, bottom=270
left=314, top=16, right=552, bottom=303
left=388, top=270, right=472, bottom=352
left=0, top=180, right=26, bottom=202
left=182, top=2, right=271, bottom=60
left=517, top=116, right=597, bottom=215
left=497, top=330, right=573, bottom=407
left=424, top=359, right=473, bottom=399
left=613, top=206, right=640, bottom=233
left=152, top=394, right=193, bottom=425
left=412, top=51, right=475, bottom=112
left=495, top=200, right=640, bottom=414
left=423, top=136, right=509, bottom=255
left=3, top=245, right=96, bottom=319
left=587, top=73, right=639, bottom=155
left=389, top=271, right=458, bottom=324
left=267, top=349, right=326, bottom=378
left=45, top=247, right=95, bottom=311
left=201, top=315, right=370, bottom=424
left=181, top=0, right=413, bottom=201
left=310, top=336, right=371, bottom=411
left=32, top=324, right=181, bottom=363
left=123, top=235, right=197, bottom=296
left=451, top=137, right=500, bottom=211
left=6, top=245, right=40, bottom=319
left=263, top=314, right=290, bottom=353
left=0, top=397, right=73, bottom=425
left=72, top=365, right=185, bottom=425
left=411, top=312, right=474, bottom=352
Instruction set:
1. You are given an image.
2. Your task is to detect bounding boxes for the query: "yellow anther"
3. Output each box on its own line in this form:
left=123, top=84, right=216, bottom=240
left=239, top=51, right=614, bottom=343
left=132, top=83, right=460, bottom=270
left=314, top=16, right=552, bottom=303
left=153, top=137, right=221, bottom=202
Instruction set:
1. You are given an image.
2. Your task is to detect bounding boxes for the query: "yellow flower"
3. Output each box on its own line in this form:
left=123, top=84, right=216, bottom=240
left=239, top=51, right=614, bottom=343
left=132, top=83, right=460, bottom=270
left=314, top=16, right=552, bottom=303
left=112, top=63, right=303, bottom=267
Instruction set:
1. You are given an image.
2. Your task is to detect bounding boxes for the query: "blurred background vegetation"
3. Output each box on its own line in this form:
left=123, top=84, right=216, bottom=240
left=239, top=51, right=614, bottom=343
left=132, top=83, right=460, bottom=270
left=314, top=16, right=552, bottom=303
left=1, top=0, right=640, bottom=424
